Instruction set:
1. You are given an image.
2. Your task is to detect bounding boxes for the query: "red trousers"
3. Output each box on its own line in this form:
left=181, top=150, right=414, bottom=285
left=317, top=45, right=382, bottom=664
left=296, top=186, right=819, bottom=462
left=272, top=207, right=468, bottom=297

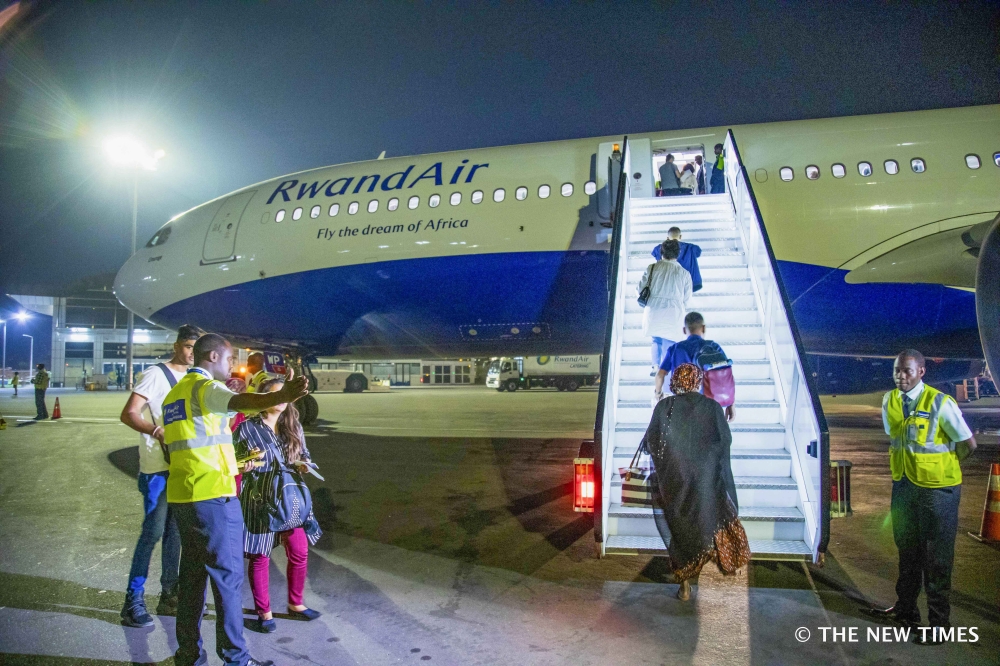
left=247, top=527, right=308, bottom=616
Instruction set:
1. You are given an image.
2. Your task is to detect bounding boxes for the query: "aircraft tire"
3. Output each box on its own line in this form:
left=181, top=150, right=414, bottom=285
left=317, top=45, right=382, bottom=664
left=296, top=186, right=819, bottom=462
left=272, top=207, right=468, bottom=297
left=345, top=373, right=368, bottom=393
left=297, top=394, right=319, bottom=426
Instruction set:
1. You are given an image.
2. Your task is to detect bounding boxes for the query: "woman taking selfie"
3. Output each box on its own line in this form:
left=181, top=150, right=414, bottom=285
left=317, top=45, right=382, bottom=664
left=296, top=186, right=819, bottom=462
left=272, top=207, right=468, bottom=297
left=234, top=377, right=322, bottom=632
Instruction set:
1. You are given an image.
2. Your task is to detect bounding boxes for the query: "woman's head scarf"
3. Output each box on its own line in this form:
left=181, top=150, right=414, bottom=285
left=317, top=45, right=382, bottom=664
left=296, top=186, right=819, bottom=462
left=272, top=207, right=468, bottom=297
left=670, top=363, right=704, bottom=395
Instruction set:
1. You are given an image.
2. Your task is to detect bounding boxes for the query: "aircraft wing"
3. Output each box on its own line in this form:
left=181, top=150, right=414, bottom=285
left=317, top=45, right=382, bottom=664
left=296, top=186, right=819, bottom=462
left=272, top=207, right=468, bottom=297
left=844, top=216, right=996, bottom=289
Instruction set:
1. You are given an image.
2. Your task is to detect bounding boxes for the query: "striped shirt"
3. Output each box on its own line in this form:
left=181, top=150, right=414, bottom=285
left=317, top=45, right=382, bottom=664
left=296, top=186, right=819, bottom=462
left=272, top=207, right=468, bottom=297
left=234, top=415, right=321, bottom=555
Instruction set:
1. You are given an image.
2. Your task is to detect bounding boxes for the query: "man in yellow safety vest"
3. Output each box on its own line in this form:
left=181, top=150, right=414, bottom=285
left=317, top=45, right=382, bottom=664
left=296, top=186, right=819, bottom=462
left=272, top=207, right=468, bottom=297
left=246, top=351, right=268, bottom=393
left=162, top=333, right=307, bottom=666
left=870, top=349, right=977, bottom=645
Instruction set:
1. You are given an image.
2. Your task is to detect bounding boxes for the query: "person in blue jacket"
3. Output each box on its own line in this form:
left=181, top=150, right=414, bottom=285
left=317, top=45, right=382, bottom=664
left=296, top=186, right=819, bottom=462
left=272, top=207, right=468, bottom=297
left=651, top=227, right=702, bottom=292
left=654, top=312, right=735, bottom=422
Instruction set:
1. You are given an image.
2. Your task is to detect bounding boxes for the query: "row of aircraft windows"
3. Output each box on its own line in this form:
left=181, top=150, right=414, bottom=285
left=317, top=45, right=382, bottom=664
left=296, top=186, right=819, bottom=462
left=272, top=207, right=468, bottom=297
left=778, top=152, right=1000, bottom=182
left=273, top=181, right=599, bottom=222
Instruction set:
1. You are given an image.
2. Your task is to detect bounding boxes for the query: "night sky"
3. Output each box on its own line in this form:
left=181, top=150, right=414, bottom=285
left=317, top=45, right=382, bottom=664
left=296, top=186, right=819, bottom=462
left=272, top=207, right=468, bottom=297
left=0, top=0, right=997, bottom=300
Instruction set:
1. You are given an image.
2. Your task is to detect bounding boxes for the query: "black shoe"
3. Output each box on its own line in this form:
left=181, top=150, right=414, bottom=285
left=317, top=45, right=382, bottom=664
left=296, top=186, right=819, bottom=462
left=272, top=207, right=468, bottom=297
left=155, top=590, right=178, bottom=615
left=121, top=598, right=155, bottom=628
left=863, top=605, right=920, bottom=628
left=247, top=658, right=275, bottom=666
left=287, top=607, right=322, bottom=621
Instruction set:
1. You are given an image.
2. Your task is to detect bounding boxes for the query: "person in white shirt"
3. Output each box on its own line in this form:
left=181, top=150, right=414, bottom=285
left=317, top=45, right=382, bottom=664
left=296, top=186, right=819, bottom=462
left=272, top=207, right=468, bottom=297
left=639, top=239, right=693, bottom=374
left=118, top=324, right=204, bottom=628
left=869, top=349, right=977, bottom=644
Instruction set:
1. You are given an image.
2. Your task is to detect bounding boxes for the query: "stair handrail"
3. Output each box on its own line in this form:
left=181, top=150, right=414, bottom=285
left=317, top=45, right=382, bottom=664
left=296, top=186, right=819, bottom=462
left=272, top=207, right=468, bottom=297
left=723, top=130, right=831, bottom=557
left=593, top=137, right=630, bottom=552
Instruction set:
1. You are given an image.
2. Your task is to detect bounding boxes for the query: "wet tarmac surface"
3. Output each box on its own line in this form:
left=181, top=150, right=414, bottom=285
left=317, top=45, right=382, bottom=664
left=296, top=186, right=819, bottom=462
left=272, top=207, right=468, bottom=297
left=0, top=386, right=997, bottom=665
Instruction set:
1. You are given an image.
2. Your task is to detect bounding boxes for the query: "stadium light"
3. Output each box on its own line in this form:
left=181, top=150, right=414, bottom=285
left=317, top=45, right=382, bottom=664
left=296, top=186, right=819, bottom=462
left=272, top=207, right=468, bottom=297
left=103, top=136, right=165, bottom=171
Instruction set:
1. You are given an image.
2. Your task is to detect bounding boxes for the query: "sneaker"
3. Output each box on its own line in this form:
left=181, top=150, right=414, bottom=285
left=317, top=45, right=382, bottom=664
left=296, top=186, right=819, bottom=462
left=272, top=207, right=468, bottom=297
left=247, top=658, right=275, bottom=666
left=121, top=598, right=155, bottom=628
left=155, top=590, right=178, bottom=615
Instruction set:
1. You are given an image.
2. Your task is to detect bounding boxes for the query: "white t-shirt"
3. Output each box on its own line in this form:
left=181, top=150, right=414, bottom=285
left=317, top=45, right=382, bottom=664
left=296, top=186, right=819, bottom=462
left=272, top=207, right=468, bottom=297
left=134, top=363, right=186, bottom=475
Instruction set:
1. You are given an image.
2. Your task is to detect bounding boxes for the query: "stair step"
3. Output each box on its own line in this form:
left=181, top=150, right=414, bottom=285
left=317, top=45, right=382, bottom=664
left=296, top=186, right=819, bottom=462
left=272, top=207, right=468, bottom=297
left=603, top=535, right=813, bottom=561
left=617, top=378, right=774, bottom=402
left=612, top=446, right=790, bottom=460
left=606, top=503, right=804, bottom=540
left=610, top=472, right=798, bottom=507
left=618, top=358, right=770, bottom=380
left=613, top=423, right=786, bottom=449
left=612, top=443, right=790, bottom=477
left=615, top=399, right=779, bottom=425
left=621, top=323, right=762, bottom=343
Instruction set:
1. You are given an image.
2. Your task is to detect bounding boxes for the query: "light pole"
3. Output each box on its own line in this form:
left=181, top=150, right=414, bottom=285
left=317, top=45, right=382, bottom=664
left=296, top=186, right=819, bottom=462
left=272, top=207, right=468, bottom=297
left=23, top=334, right=33, bottom=379
left=103, top=136, right=165, bottom=390
left=1, top=319, right=5, bottom=388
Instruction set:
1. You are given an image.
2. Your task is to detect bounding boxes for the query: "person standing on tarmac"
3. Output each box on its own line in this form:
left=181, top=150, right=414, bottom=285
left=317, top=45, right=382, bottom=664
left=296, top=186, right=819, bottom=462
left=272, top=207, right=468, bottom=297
left=870, top=350, right=977, bottom=645
left=11, top=371, right=19, bottom=397
left=31, top=363, right=49, bottom=419
left=162, top=333, right=307, bottom=666
left=118, top=324, right=204, bottom=627
left=246, top=352, right=268, bottom=393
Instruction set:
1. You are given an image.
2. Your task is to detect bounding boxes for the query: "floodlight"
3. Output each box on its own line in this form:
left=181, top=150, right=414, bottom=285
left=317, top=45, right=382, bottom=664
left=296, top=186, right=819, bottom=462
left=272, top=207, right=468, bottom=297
left=103, top=136, right=165, bottom=171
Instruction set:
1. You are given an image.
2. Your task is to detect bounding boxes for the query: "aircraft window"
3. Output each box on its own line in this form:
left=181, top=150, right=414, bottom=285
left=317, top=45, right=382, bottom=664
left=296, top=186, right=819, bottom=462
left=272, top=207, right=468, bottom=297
left=858, top=162, right=873, bottom=177
left=348, top=202, right=359, bottom=215
left=515, top=186, right=528, bottom=200
left=328, top=203, right=339, bottom=217
left=884, top=160, right=899, bottom=175
left=310, top=205, right=321, bottom=219
left=388, top=198, right=399, bottom=211
left=429, top=194, right=441, bottom=208
left=538, top=185, right=551, bottom=199
left=805, top=165, right=820, bottom=180
left=368, top=199, right=379, bottom=213
left=585, top=180, right=597, bottom=195
left=561, top=183, right=574, bottom=196
left=275, top=209, right=286, bottom=222
left=493, top=188, right=505, bottom=202
left=831, top=164, right=846, bottom=178
left=145, top=226, right=171, bottom=247
left=910, top=158, right=926, bottom=173
left=408, top=196, right=419, bottom=209
left=471, top=190, right=483, bottom=204
left=292, top=207, right=303, bottom=220
left=994, top=152, right=1000, bottom=167
left=966, top=154, right=981, bottom=169
left=450, top=192, right=461, bottom=205
left=779, top=167, right=793, bottom=181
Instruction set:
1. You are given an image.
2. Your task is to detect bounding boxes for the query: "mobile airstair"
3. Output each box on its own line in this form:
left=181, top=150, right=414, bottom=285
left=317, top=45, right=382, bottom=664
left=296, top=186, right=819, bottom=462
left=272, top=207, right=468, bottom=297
left=594, top=132, right=830, bottom=562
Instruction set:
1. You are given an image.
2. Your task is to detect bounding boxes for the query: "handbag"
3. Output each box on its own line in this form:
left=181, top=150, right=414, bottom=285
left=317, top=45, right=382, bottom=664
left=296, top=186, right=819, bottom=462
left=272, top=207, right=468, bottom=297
left=637, top=263, right=657, bottom=308
left=619, top=441, right=654, bottom=508
left=265, top=457, right=313, bottom=532
left=696, top=346, right=736, bottom=408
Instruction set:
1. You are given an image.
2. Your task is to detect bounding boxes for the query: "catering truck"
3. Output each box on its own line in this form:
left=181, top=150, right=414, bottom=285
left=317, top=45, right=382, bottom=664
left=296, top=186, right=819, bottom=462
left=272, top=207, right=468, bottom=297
left=486, top=355, right=601, bottom=392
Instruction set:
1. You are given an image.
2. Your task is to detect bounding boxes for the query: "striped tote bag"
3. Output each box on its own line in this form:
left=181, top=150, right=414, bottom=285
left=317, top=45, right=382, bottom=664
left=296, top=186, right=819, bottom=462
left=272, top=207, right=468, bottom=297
left=619, top=441, right=654, bottom=508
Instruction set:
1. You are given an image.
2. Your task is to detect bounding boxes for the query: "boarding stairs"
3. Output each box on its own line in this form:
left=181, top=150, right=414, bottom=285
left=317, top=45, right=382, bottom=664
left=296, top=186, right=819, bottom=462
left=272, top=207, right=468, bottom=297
left=594, top=133, right=829, bottom=563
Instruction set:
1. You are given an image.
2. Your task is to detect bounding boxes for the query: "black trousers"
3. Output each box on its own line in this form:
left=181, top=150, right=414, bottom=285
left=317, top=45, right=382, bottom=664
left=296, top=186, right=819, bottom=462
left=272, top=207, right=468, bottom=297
left=891, top=475, right=961, bottom=626
left=34, top=388, right=47, bottom=418
left=171, top=497, right=248, bottom=666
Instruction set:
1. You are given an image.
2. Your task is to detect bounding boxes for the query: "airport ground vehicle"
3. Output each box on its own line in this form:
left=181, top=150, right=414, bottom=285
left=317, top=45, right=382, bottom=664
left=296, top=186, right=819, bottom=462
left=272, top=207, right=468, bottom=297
left=486, top=355, right=600, bottom=392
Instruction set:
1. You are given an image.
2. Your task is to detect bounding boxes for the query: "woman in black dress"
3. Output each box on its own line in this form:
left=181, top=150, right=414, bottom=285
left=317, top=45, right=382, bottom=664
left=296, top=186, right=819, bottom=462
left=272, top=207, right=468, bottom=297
left=644, top=363, right=751, bottom=600
left=234, top=378, right=322, bottom=632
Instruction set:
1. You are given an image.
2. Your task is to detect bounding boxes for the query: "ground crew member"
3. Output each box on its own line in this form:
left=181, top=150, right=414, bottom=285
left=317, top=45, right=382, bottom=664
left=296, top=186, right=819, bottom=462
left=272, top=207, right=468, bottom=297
left=871, top=350, right=977, bottom=644
left=118, top=324, right=203, bottom=627
left=162, top=333, right=307, bottom=666
left=246, top=352, right=268, bottom=393
left=11, top=371, right=19, bottom=397
left=710, top=143, right=726, bottom=194
left=31, top=363, right=49, bottom=419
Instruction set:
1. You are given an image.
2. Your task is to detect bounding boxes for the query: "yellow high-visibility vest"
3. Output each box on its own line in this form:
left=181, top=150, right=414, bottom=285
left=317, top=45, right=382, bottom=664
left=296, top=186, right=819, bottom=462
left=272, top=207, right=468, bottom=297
left=247, top=370, right=269, bottom=393
left=886, top=384, right=962, bottom=488
left=162, top=368, right=237, bottom=503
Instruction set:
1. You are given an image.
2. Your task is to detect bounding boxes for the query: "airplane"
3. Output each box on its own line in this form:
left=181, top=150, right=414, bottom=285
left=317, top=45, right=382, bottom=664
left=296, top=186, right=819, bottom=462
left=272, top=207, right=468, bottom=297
left=115, top=104, right=1000, bottom=416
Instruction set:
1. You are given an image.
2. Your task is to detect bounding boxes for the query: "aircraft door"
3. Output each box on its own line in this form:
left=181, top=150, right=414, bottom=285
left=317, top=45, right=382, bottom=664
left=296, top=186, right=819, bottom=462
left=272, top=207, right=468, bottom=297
left=628, top=138, right=653, bottom=198
left=202, top=190, right=256, bottom=264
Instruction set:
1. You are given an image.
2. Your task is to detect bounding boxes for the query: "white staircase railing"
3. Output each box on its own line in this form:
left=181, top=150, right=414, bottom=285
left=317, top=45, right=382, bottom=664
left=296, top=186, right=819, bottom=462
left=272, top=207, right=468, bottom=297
left=723, top=131, right=830, bottom=559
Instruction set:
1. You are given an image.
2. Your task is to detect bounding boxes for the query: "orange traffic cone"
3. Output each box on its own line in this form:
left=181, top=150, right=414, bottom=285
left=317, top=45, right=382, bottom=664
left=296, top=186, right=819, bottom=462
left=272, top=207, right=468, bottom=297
left=969, top=463, right=1000, bottom=543
left=51, top=398, right=61, bottom=420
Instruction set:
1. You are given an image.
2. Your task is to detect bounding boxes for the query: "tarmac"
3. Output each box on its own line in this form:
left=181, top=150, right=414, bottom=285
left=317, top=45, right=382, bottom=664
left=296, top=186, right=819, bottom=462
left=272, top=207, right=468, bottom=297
left=0, top=385, right=997, bottom=665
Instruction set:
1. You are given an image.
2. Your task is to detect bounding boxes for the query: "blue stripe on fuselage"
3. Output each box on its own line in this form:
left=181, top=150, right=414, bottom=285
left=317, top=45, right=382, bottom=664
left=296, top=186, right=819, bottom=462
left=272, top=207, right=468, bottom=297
left=150, top=253, right=980, bottom=360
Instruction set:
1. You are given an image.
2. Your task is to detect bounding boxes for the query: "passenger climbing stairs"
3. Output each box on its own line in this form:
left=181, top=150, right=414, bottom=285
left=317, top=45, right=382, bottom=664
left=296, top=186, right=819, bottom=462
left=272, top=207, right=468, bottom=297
left=595, top=134, right=828, bottom=563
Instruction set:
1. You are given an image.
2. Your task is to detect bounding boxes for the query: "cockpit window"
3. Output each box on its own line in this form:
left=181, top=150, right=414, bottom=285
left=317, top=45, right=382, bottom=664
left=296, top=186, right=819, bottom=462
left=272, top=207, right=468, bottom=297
left=145, top=225, right=172, bottom=248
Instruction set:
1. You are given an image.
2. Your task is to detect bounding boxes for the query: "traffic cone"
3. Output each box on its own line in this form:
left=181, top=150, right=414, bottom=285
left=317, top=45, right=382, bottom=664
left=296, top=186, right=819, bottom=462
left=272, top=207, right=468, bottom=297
left=969, top=463, right=1000, bottom=543
left=51, top=398, right=61, bottom=420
